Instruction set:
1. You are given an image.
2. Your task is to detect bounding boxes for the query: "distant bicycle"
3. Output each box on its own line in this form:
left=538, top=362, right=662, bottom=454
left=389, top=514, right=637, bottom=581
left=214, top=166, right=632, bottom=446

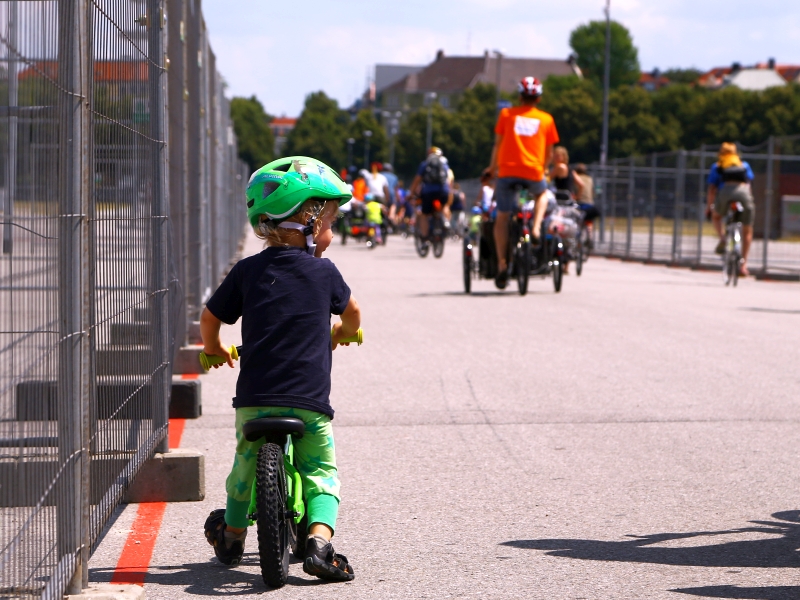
left=414, top=198, right=446, bottom=258
left=722, top=200, right=744, bottom=287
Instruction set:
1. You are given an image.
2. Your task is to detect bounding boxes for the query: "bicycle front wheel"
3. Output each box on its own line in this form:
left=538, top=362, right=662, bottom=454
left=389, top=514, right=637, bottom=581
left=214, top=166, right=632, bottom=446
left=255, top=443, right=290, bottom=588
left=516, top=242, right=531, bottom=296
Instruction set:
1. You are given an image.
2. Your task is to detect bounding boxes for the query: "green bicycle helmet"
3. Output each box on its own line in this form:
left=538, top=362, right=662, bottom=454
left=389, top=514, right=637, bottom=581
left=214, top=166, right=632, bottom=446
left=246, top=156, right=352, bottom=228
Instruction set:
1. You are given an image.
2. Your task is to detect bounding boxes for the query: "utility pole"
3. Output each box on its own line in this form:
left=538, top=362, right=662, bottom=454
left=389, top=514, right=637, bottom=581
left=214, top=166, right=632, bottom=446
left=346, top=137, right=355, bottom=170
left=493, top=49, right=503, bottom=115
left=424, top=92, right=436, bottom=150
left=599, top=0, right=611, bottom=242
left=600, top=0, right=611, bottom=166
left=363, top=130, right=372, bottom=168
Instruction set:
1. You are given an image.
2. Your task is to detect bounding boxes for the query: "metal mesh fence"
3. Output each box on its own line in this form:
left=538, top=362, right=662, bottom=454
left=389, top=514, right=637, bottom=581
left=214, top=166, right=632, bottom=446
left=588, top=136, right=800, bottom=277
left=0, top=1, right=248, bottom=597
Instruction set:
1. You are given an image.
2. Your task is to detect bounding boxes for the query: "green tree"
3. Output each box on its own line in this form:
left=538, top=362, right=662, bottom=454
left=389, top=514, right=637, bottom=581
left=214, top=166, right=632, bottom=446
left=348, top=109, right=387, bottom=169
left=570, top=20, right=640, bottom=89
left=229, top=96, right=274, bottom=172
left=285, top=91, right=350, bottom=169
left=607, top=86, right=680, bottom=157
left=540, top=77, right=602, bottom=163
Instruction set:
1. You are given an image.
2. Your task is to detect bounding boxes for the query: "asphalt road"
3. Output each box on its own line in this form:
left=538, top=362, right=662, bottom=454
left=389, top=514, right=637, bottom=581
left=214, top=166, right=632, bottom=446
left=90, top=230, right=800, bottom=599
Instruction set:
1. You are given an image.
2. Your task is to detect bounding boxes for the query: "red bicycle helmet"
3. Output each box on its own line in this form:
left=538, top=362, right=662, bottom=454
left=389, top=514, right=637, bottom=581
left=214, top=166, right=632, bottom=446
left=518, top=76, right=543, bottom=98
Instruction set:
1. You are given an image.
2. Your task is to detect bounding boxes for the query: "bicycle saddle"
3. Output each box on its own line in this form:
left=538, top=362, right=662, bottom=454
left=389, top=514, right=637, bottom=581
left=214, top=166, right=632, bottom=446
left=242, top=417, right=305, bottom=441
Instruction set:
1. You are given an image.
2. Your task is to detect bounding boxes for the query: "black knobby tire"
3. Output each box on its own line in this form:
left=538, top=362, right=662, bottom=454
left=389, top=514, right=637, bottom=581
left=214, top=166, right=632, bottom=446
left=433, top=238, right=445, bottom=258
left=290, top=514, right=308, bottom=559
left=255, top=443, right=290, bottom=588
left=463, top=239, right=472, bottom=294
left=516, top=242, right=531, bottom=296
left=553, top=258, right=563, bottom=293
left=415, top=234, right=429, bottom=257
left=576, top=235, right=584, bottom=276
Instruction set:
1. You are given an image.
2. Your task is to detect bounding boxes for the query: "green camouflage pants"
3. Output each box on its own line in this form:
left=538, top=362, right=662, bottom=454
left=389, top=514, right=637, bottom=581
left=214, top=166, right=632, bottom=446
left=224, top=406, right=340, bottom=530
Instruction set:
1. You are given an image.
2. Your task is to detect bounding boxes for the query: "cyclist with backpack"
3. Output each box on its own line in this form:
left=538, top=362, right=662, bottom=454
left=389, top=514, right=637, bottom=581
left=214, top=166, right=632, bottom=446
left=409, top=146, right=453, bottom=241
left=706, top=142, right=755, bottom=277
left=485, top=76, right=559, bottom=289
left=201, top=156, right=359, bottom=582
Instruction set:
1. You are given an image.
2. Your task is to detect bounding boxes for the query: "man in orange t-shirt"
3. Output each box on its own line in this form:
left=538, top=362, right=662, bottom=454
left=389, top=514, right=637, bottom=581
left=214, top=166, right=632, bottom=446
left=486, top=76, right=559, bottom=288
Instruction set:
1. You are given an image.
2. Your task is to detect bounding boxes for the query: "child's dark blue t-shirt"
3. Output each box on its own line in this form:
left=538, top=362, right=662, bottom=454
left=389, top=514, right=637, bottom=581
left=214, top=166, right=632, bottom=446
left=205, top=246, right=351, bottom=418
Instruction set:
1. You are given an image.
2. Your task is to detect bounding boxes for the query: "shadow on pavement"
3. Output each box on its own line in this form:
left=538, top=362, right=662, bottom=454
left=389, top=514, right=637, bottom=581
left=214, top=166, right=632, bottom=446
left=412, top=290, right=548, bottom=297
left=90, top=553, right=329, bottom=595
left=670, top=584, right=800, bottom=599
left=740, top=307, right=800, bottom=315
left=501, top=510, right=800, bottom=570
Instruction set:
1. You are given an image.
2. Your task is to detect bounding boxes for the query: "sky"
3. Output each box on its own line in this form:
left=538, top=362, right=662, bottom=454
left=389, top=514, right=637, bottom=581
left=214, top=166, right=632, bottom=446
left=199, top=0, right=800, bottom=117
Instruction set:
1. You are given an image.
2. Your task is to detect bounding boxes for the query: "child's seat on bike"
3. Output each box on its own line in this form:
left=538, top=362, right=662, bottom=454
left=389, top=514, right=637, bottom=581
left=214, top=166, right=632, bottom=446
left=242, top=417, right=305, bottom=443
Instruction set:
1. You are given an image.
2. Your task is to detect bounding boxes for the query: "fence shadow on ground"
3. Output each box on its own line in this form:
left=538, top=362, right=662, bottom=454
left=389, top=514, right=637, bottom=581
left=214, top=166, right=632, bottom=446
left=502, top=510, right=800, bottom=599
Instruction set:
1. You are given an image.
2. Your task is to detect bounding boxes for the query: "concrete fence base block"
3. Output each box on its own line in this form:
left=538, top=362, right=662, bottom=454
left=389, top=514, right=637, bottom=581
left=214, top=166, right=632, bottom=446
left=172, top=345, right=205, bottom=375
left=66, top=584, right=145, bottom=600
left=169, top=378, right=202, bottom=419
left=124, top=448, right=205, bottom=503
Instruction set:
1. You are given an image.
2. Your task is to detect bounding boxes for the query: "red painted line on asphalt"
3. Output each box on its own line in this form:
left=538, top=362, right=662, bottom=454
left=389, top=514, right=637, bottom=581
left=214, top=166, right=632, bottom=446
left=110, top=502, right=167, bottom=585
left=168, top=418, right=185, bottom=449
left=181, top=373, right=199, bottom=380
left=110, top=418, right=185, bottom=586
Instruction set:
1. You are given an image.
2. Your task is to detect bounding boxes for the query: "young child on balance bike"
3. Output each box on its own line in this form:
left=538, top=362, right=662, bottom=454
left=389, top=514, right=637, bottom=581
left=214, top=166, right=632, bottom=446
left=200, top=156, right=360, bottom=582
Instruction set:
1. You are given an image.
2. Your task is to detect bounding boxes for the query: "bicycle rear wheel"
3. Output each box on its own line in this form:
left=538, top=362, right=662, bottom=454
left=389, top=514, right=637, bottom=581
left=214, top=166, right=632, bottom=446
left=576, top=235, right=584, bottom=276
left=516, top=242, right=531, bottom=296
left=255, top=443, right=291, bottom=588
left=415, top=234, right=429, bottom=257
left=553, top=260, right=563, bottom=292
left=463, top=238, right=472, bottom=294
left=732, top=252, right=741, bottom=287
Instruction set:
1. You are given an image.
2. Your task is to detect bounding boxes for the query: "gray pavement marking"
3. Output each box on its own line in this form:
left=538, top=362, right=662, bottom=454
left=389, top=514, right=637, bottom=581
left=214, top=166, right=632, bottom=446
left=90, top=230, right=800, bottom=598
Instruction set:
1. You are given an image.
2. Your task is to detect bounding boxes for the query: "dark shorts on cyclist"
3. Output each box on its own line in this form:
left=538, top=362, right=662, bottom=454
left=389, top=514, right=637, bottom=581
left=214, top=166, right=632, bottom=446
left=715, top=183, right=755, bottom=226
left=420, top=190, right=447, bottom=215
left=578, top=203, right=600, bottom=223
left=494, top=177, right=547, bottom=212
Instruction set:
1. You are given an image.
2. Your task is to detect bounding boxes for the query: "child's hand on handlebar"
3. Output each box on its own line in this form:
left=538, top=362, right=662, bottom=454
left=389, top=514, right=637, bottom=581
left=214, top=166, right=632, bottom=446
left=202, top=341, right=235, bottom=368
left=331, top=322, right=351, bottom=350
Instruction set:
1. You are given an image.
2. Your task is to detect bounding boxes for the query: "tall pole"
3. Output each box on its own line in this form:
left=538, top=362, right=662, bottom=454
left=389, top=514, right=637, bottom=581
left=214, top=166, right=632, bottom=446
left=363, top=130, right=372, bottom=168
left=600, top=1, right=611, bottom=166
left=3, top=0, right=18, bottom=254
left=346, top=137, right=354, bottom=170
left=599, top=0, right=611, bottom=243
left=494, top=51, right=503, bottom=114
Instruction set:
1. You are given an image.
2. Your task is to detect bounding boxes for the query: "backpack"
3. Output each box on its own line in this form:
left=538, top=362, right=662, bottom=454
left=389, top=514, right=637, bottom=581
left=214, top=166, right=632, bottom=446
left=422, top=154, right=448, bottom=186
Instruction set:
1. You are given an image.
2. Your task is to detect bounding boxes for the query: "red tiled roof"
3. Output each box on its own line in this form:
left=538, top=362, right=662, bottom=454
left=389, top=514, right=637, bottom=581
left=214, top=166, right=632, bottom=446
left=270, top=117, right=296, bottom=126
left=18, top=61, right=148, bottom=82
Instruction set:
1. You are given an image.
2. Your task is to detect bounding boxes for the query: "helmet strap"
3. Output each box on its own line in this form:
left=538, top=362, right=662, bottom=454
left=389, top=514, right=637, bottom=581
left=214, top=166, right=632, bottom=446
left=278, top=219, right=316, bottom=255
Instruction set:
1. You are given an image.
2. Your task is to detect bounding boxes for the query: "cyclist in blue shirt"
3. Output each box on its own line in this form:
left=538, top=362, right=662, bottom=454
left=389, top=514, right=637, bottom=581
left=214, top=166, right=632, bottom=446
left=706, top=142, right=755, bottom=276
left=409, top=147, right=453, bottom=240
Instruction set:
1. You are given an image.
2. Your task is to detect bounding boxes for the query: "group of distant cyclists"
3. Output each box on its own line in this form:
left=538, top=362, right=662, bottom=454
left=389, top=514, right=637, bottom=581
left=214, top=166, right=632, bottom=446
left=340, top=74, right=755, bottom=278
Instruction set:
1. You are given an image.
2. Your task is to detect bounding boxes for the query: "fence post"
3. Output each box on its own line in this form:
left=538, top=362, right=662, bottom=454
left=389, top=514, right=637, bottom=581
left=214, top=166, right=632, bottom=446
left=696, top=150, right=706, bottom=266
left=672, top=151, right=686, bottom=263
left=648, top=153, right=656, bottom=261
left=599, top=166, right=606, bottom=243
left=762, top=135, right=775, bottom=274
left=149, top=0, right=170, bottom=454
left=57, top=0, right=91, bottom=592
left=609, top=163, right=617, bottom=253
left=2, top=0, right=17, bottom=254
left=626, top=156, right=634, bottom=258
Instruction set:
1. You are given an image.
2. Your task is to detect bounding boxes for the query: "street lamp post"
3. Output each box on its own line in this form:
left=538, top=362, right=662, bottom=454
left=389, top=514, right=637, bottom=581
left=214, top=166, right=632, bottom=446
left=599, top=0, right=611, bottom=242
left=424, top=92, right=437, bottom=151
left=363, top=130, right=372, bottom=168
left=346, top=137, right=355, bottom=170
left=493, top=49, right=503, bottom=114
left=382, top=110, right=402, bottom=166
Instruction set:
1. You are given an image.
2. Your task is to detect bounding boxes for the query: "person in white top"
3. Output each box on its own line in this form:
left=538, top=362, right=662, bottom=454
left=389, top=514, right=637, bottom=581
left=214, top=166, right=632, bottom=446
left=476, top=171, right=494, bottom=212
left=364, top=162, right=390, bottom=205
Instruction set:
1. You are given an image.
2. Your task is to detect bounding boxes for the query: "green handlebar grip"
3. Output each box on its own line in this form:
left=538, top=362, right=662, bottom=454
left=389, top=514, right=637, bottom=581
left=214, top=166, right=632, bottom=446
left=333, top=327, right=363, bottom=346
left=198, top=345, right=239, bottom=371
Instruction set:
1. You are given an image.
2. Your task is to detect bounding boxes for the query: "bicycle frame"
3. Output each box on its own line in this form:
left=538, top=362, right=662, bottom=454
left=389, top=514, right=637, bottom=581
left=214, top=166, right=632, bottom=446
left=247, top=435, right=305, bottom=526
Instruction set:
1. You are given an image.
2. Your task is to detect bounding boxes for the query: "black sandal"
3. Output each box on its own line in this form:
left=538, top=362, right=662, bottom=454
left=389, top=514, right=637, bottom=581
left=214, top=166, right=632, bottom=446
left=303, top=536, right=355, bottom=582
left=204, top=508, right=245, bottom=567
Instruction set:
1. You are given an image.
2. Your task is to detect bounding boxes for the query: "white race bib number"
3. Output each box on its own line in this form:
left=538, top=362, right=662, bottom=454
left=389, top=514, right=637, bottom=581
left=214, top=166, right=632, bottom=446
left=514, top=116, right=540, bottom=137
